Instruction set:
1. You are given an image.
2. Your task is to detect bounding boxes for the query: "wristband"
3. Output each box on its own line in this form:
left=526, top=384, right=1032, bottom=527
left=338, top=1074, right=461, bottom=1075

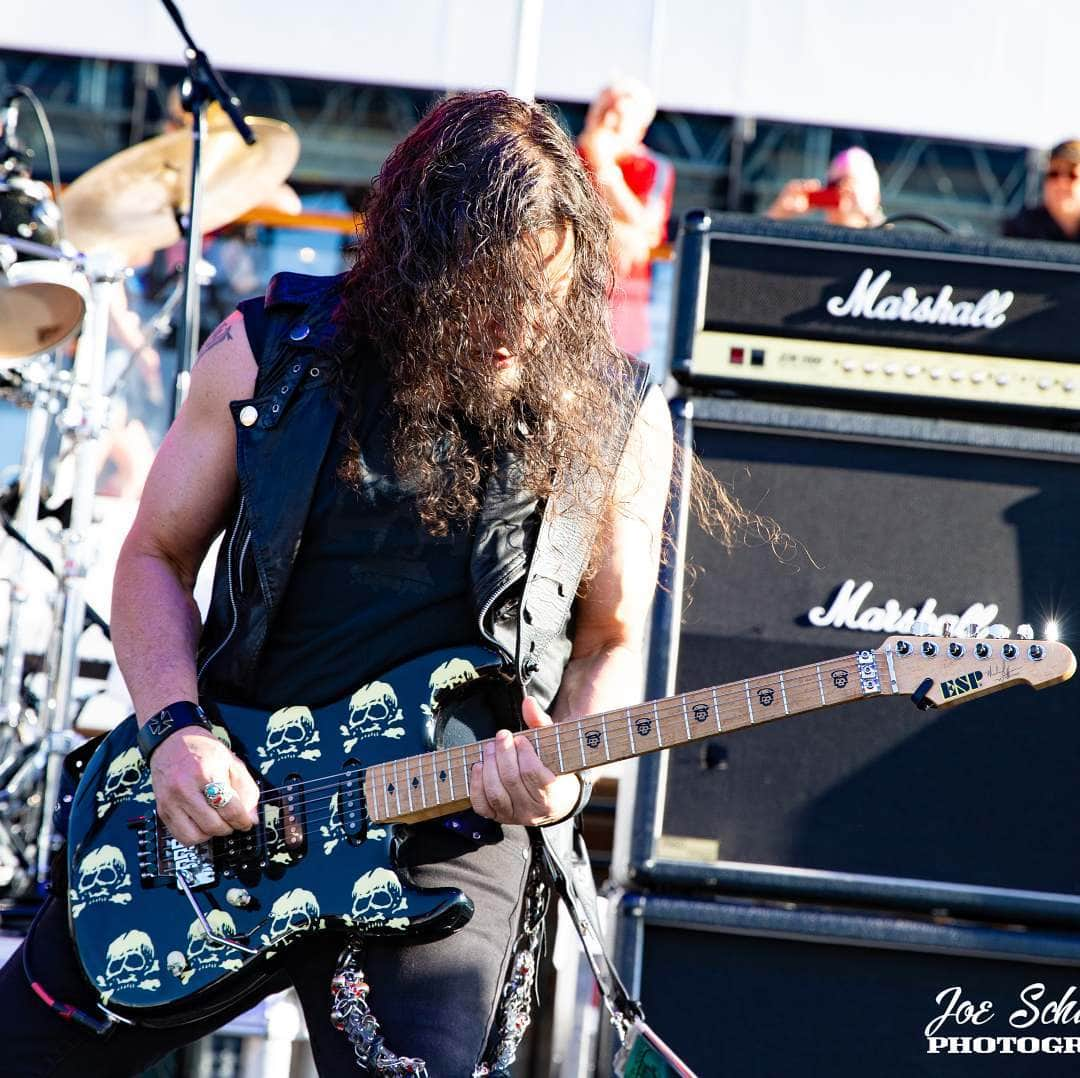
left=137, top=701, right=214, bottom=763
left=542, top=771, right=594, bottom=828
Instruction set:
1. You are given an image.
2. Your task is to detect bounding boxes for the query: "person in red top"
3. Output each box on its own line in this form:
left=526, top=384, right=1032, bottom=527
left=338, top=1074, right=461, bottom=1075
left=578, top=79, right=674, bottom=364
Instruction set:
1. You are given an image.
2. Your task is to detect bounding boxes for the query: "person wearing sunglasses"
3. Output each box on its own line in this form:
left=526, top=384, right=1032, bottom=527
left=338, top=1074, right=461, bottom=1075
left=1004, top=139, right=1080, bottom=242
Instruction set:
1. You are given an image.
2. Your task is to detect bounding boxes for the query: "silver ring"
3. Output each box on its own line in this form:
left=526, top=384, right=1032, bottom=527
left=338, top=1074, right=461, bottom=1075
left=203, top=780, right=234, bottom=810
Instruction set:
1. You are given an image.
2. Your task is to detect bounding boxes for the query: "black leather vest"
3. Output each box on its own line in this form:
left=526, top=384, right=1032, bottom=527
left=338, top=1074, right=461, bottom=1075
left=197, top=272, right=647, bottom=713
left=195, top=271, right=650, bottom=952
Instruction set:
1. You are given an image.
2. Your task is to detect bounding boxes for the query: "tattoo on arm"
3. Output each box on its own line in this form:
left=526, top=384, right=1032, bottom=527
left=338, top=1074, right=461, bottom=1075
left=199, top=321, right=235, bottom=357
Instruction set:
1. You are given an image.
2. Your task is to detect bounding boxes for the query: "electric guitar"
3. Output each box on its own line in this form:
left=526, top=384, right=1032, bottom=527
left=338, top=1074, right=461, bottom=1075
left=66, top=630, right=1074, bottom=1019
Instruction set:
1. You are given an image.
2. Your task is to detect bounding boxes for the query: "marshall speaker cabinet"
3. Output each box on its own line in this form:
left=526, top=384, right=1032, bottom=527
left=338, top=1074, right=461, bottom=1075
left=606, top=891, right=1080, bottom=1078
left=613, top=213, right=1080, bottom=926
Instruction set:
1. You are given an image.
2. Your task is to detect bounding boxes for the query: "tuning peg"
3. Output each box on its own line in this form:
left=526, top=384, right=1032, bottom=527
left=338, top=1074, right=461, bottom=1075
left=984, top=624, right=1012, bottom=639
left=940, top=618, right=957, bottom=637
left=1015, top=624, right=1034, bottom=640
left=962, top=623, right=981, bottom=638
left=910, top=621, right=934, bottom=637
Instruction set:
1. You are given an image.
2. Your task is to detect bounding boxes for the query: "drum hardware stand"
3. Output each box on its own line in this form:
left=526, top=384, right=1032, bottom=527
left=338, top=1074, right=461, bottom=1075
left=159, top=0, right=256, bottom=422
left=31, top=254, right=121, bottom=890
left=0, top=345, right=112, bottom=894
left=0, top=355, right=64, bottom=732
left=0, top=355, right=63, bottom=893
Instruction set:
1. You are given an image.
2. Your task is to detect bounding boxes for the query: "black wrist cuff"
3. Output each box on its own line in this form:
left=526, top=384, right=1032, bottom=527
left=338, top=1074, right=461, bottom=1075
left=542, top=771, right=594, bottom=828
left=137, top=701, right=212, bottom=763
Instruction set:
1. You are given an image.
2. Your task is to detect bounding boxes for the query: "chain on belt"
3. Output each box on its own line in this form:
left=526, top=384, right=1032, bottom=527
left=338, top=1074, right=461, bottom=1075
left=330, top=940, right=429, bottom=1077
left=329, top=861, right=550, bottom=1077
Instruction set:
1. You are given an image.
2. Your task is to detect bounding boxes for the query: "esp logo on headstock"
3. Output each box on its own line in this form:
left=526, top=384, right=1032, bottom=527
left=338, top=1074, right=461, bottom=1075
left=940, top=669, right=984, bottom=700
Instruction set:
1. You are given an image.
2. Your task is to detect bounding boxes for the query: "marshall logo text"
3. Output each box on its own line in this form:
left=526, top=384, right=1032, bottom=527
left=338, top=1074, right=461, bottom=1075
left=807, top=579, right=999, bottom=636
left=826, top=268, right=1015, bottom=330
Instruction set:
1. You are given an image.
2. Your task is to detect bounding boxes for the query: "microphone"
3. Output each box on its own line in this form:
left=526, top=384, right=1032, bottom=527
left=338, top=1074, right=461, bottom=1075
left=0, top=91, right=30, bottom=176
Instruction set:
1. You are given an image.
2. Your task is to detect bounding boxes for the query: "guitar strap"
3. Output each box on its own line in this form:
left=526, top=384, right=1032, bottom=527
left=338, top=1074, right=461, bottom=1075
left=516, top=358, right=652, bottom=1044
left=517, top=357, right=651, bottom=687
left=534, top=830, right=645, bottom=1037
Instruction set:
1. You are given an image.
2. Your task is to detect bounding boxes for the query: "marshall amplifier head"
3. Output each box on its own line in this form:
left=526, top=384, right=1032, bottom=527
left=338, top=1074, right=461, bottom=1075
left=669, top=210, right=1080, bottom=416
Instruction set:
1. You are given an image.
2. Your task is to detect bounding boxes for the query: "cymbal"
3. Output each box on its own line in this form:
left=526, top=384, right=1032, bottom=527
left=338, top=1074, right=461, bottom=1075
left=60, top=116, right=300, bottom=261
left=0, top=280, right=85, bottom=363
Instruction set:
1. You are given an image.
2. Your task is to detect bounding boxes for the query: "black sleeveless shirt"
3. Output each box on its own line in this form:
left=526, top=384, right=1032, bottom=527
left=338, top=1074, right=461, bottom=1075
left=238, top=299, right=477, bottom=711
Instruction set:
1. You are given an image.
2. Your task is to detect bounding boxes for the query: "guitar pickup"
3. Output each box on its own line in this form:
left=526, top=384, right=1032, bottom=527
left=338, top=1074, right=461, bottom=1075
left=259, top=775, right=308, bottom=867
left=279, top=776, right=307, bottom=853
left=214, top=822, right=262, bottom=877
left=339, top=763, right=367, bottom=845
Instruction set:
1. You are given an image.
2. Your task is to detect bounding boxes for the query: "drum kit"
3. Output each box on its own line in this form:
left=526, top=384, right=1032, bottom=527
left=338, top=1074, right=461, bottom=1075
left=0, top=68, right=300, bottom=900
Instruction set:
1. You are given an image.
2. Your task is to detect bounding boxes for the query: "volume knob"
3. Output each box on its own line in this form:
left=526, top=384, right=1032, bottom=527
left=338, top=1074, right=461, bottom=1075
left=226, top=887, right=253, bottom=908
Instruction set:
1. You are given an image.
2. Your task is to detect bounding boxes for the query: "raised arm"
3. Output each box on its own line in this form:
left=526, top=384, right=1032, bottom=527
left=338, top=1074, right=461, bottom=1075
left=110, top=311, right=261, bottom=844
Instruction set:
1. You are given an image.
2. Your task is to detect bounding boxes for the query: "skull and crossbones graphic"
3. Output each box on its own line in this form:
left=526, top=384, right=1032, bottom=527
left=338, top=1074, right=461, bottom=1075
left=69, top=844, right=132, bottom=918
left=95, top=746, right=155, bottom=819
left=261, top=803, right=293, bottom=865
left=96, top=930, right=161, bottom=992
left=256, top=706, right=322, bottom=775
left=341, top=680, right=405, bottom=753
left=420, top=658, right=480, bottom=722
left=259, top=888, right=322, bottom=947
left=319, top=792, right=385, bottom=855
left=348, top=867, right=409, bottom=930
left=183, top=910, right=244, bottom=981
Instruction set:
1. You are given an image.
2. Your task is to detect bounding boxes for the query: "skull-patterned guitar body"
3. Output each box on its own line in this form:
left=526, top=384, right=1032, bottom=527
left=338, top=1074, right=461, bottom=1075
left=66, top=632, right=1075, bottom=1021
left=67, top=644, right=501, bottom=1020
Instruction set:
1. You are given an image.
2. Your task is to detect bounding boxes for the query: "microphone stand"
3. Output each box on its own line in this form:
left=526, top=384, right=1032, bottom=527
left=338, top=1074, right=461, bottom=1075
left=158, top=0, right=256, bottom=423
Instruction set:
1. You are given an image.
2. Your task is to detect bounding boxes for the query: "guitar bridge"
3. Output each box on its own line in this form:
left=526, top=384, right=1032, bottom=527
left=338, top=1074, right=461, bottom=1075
left=132, top=816, right=217, bottom=889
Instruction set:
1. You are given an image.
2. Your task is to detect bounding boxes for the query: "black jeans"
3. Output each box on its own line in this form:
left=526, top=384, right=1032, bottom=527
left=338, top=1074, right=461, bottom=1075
left=0, top=825, right=533, bottom=1077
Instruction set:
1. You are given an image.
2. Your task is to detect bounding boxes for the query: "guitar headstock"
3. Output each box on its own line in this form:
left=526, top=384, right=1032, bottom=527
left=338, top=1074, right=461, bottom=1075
left=880, top=626, right=1076, bottom=709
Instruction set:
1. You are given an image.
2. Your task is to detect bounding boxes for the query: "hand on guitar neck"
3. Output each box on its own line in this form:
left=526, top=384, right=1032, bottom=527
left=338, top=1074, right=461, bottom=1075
left=468, top=695, right=583, bottom=827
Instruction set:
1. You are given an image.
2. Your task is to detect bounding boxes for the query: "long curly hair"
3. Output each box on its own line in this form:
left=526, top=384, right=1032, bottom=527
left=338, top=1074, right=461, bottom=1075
left=333, top=90, right=637, bottom=535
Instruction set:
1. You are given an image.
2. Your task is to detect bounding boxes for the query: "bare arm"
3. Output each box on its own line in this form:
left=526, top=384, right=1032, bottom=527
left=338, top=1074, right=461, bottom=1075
left=470, top=386, right=673, bottom=824
left=111, top=311, right=261, bottom=843
left=550, top=385, right=672, bottom=722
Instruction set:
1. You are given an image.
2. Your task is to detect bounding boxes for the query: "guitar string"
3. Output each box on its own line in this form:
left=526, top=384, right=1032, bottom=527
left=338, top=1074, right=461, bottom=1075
left=232, top=655, right=897, bottom=830
left=261, top=653, right=1034, bottom=832
left=187, top=658, right=873, bottom=849
left=288, top=638, right=1043, bottom=810
left=177, top=644, right=1032, bottom=838
left=241, top=641, right=1038, bottom=824
left=146, top=641, right=1039, bottom=850
left=247, top=655, right=869, bottom=806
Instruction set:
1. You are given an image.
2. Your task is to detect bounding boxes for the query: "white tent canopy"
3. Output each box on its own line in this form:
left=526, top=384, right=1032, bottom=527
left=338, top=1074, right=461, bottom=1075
left=4, top=0, right=1076, bottom=149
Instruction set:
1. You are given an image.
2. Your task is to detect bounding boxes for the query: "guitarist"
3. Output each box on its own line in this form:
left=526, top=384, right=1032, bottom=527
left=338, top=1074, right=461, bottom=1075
left=0, top=91, right=676, bottom=1075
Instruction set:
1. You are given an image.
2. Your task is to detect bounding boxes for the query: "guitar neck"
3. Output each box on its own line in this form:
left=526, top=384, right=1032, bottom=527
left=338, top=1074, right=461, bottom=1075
left=366, top=648, right=884, bottom=825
